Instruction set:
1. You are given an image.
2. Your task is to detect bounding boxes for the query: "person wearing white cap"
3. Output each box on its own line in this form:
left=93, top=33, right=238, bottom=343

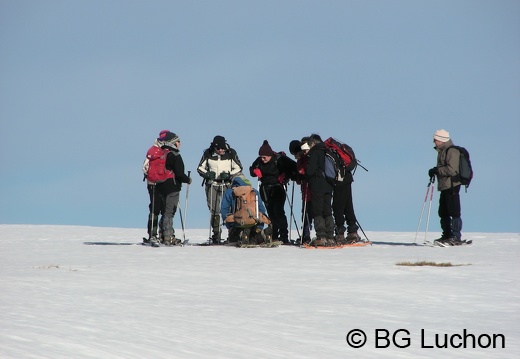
left=428, top=129, right=464, bottom=246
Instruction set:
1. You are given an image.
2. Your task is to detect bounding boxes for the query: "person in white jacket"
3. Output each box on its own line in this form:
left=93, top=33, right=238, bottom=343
left=197, top=135, right=243, bottom=243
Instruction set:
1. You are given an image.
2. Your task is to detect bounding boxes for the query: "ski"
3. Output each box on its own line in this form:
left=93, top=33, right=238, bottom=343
left=142, top=237, right=187, bottom=247
left=301, top=241, right=371, bottom=249
left=423, top=239, right=473, bottom=247
left=236, top=240, right=283, bottom=248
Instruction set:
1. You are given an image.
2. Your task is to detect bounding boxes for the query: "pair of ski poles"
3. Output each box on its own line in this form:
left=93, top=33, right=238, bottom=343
left=414, top=176, right=435, bottom=245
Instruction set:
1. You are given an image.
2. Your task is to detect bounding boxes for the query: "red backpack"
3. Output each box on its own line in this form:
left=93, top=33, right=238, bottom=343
left=146, top=146, right=174, bottom=183
left=324, top=137, right=357, bottom=173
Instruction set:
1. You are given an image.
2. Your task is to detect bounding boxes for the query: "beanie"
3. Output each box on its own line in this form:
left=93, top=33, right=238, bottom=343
left=289, top=140, right=302, bottom=155
left=434, top=129, right=450, bottom=142
left=158, top=130, right=170, bottom=141
left=258, top=140, right=275, bottom=156
left=159, top=131, right=180, bottom=144
left=212, top=135, right=227, bottom=149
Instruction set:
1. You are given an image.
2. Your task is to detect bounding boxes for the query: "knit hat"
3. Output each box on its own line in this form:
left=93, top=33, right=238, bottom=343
left=434, top=129, right=450, bottom=142
left=158, top=130, right=170, bottom=141
left=258, top=140, right=275, bottom=156
left=159, top=131, right=180, bottom=144
left=289, top=140, right=302, bottom=155
left=211, top=135, right=227, bottom=149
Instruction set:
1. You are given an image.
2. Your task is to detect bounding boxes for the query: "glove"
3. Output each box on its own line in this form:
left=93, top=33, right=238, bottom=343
left=187, top=177, right=193, bottom=185
left=253, top=168, right=262, bottom=178
left=278, top=173, right=286, bottom=184
left=206, top=171, right=216, bottom=180
left=219, top=172, right=231, bottom=181
left=428, top=167, right=438, bottom=178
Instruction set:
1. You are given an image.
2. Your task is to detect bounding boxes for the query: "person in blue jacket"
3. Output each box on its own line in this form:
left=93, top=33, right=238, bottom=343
left=220, top=174, right=272, bottom=245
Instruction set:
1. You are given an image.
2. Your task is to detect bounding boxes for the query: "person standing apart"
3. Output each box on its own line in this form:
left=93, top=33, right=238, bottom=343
left=428, top=129, right=464, bottom=246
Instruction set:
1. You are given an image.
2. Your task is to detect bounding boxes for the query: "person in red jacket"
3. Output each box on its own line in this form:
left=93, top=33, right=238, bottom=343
left=249, top=140, right=297, bottom=244
left=143, top=130, right=191, bottom=246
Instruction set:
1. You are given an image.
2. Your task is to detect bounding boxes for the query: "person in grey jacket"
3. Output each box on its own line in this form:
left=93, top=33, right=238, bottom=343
left=428, top=129, right=463, bottom=246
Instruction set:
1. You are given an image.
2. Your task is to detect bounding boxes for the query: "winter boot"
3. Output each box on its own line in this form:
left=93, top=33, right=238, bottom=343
left=149, top=236, right=160, bottom=247
left=311, top=237, right=327, bottom=246
left=346, top=232, right=362, bottom=244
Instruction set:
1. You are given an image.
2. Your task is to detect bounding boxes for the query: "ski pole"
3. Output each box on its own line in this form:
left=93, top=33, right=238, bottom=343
left=289, top=182, right=295, bottom=242
left=150, top=184, right=156, bottom=240
left=178, top=205, right=185, bottom=243
left=424, top=177, right=435, bottom=243
left=356, top=220, right=371, bottom=244
left=300, top=187, right=308, bottom=245
left=284, top=185, right=301, bottom=240
left=182, top=171, right=191, bottom=244
left=217, top=183, right=225, bottom=242
left=414, top=177, right=434, bottom=244
left=208, top=184, right=213, bottom=243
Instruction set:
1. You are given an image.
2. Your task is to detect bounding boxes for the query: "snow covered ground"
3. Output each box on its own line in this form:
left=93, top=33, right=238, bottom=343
left=0, top=225, right=519, bottom=359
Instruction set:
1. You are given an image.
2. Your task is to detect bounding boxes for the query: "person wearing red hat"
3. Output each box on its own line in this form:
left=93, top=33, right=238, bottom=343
left=249, top=140, right=297, bottom=244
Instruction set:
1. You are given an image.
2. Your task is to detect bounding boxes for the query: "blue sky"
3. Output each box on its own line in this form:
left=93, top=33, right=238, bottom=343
left=1, top=0, right=519, bottom=233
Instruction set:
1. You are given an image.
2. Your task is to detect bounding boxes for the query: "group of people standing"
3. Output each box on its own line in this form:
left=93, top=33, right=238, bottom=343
left=142, top=129, right=466, bottom=247
left=142, top=131, right=361, bottom=246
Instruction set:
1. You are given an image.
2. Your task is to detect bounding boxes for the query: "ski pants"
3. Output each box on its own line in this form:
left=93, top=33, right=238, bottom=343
left=260, top=183, right=288, bottom=241
left=438, top=185, right=462, bottom=240
left=147, top=184, right=164, bottom=237
left=205, top=182, right=231, bottom=236
left=332, top=180, right=358, bottom=234
left=312, top=191, right=334, bottom=239
left=161, top=191, right=180, bottom=239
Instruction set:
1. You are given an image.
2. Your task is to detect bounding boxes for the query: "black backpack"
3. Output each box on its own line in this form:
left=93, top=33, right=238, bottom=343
left=447, top=146, right=473, bottom=191
left=323, top=148, right=342, bottom=185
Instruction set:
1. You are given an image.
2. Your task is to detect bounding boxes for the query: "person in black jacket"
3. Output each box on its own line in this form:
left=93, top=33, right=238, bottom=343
left=305, top=134, right=335, bottom=245
left=250, top=140, right=297, bottom=244
left=154, top=131, right=192, bottom=245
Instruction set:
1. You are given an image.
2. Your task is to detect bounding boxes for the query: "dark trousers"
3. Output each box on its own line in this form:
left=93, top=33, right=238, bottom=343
left=147, top=184, right=164, bottom=237
left=261, top=184, right=288, bottom=240
left=312, top=192, right=334, bottom=239
left=302, top=200, right=313, bottom=239
left=438, top=185, right=462, bottom=239
left=332, top=180, right=358, bottom=234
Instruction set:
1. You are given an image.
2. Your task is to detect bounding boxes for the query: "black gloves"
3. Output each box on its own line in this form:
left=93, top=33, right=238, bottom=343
left=205, top=171, right=216, bottom=180
left=428, top=167, right=438, bottom=178
left=219, top=172, right=231, bottom=181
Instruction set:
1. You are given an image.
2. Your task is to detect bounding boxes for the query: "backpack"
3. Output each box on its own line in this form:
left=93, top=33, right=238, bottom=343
left=226, top=185, right=271, bottom=228
left=324, top=137, right=357, bottom=173
left=323, top=149, right=342, bottom=185
left=145, top=146, right=175, bottom=184
left=447, top=145, right=473, bottom=191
